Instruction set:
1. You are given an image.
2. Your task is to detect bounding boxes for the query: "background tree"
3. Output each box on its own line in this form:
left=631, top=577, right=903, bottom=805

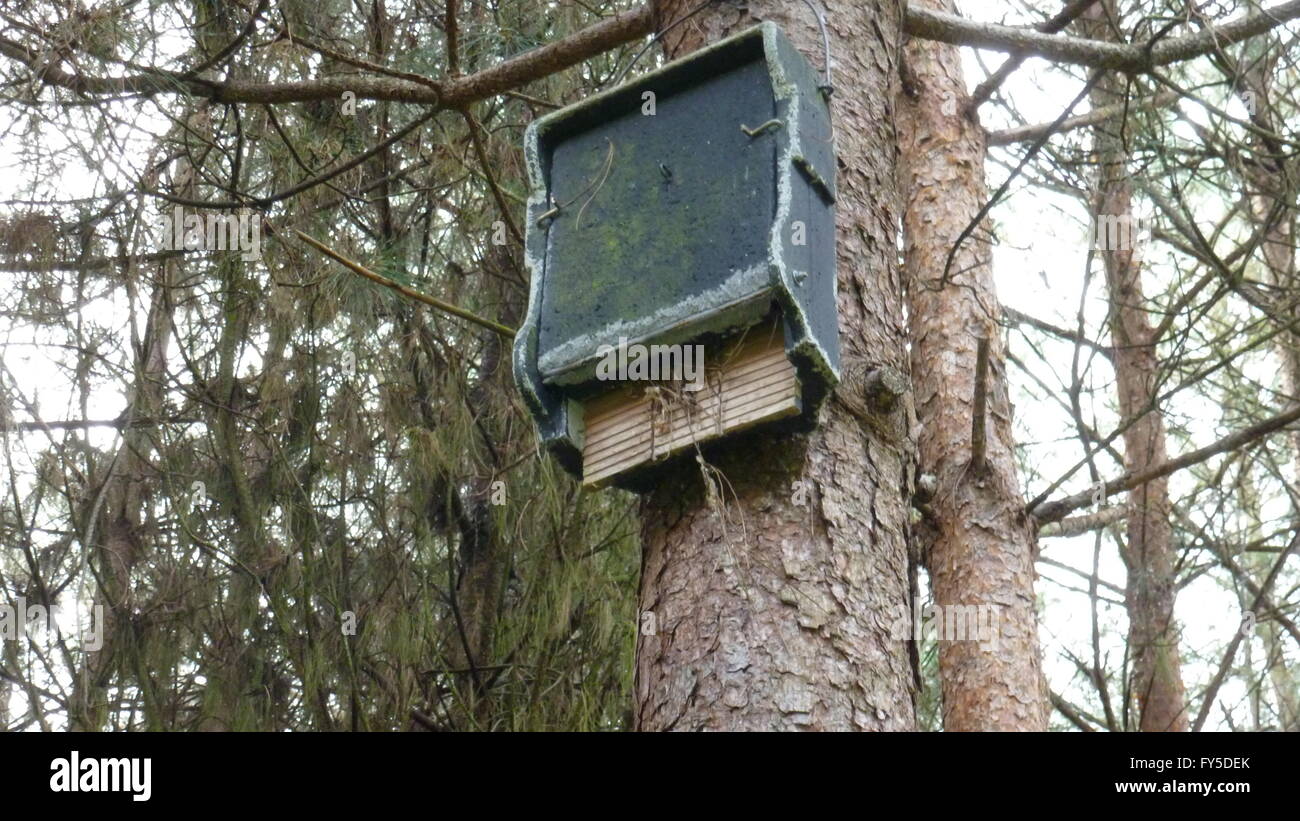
left=1079, top=0, right=1189, bottom=732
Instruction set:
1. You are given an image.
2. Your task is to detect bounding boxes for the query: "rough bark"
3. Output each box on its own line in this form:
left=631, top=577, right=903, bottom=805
left=633, top=0, right=916, bottom=731
left=1081, top=2, right=1187, bottom=732
left=896, top=0, right=1048, bottom=731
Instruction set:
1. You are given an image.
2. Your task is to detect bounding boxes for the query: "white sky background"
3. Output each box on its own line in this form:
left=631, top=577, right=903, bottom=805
left=2, top=0, right=1298, bottom=729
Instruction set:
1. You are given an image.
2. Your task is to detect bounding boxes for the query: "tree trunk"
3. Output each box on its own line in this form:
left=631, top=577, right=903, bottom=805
left=634, top=0, right=917, bottom=731
left=1238, top=53, right=1300, bottom=733
left=1082, top=1, right=1188, bottom=732
left=896, top=0, right=1048, bottom=731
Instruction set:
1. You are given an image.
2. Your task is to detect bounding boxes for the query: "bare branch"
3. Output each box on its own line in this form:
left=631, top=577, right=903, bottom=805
left=970, top=337, right=989, bottom=472
left=1032, top=403, right=1300, bottom=523
left=988, top=90, right=1180, bottom=146
left=0, top=6, right=654, bottom=107
left=967, top=0, right=1100, bottom=112
left=905, top=1, right=1300, bottom=72
left=1039, top=505, right=1127, bottom=537
left=293, top=230, right=517, bottom=338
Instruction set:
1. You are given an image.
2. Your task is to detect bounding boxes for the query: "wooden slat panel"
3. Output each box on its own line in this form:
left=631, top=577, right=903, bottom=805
left=584, top=355, right=795, bottom=465
left=584, top=395, right=798, bottom=485
left=583, top=370, right=798, bottom=465
left=583, top=360, right=796, bottom=445
left=584, top=395, right=799, bottom=483
left=583, top=341, right=788, bottom=428
left=581, top=324, right=798, bottom=487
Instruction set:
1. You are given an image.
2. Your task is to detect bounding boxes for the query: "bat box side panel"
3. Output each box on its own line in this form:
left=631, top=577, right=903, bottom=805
left=764, top=26, right=840, bottom=422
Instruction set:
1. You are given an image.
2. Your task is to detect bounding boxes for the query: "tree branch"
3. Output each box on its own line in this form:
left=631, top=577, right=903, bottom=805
left=1039, top=505, right=1127, bottom=537
left=1032, top=403, right=1300, bottom=523
left=967, top=0, right=1099, bottom=112
left=0, top=5, right=654, bottom=106
left=0, top=249, right=188, bottom=272
left=0, top=416, right=202, bottom=433
left=970, top=336, right=989, bottom=472
left=905, top=1, right=1300, bottom=72
left=1192, top=529, right=1299, bottom=731
left=293, top=230, right=516, bottom=338
left=1050, top=689, right=1100, bottom=731
left=988, top=90, right=1180, bottom=146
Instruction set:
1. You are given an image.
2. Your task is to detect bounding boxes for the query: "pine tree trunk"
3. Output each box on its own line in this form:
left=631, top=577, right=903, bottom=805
left=1082, top=1, right=1188, bottom=733
left=896, top=0, right=1048, bottom=731
left=1240, top=57, right=1300, bottom=733
left=634, top=0, right=917, bottom=731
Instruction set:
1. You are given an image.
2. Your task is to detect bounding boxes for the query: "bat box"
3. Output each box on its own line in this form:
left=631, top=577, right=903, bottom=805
left=513, top=23, right=838, bottom=488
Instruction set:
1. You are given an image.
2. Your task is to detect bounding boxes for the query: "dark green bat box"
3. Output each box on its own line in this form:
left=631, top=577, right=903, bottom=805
left=514, top=23, right=838, bottom=478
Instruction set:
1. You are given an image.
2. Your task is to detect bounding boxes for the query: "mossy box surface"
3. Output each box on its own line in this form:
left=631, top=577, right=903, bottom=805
left=514, top=23, right=838, bottom=477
